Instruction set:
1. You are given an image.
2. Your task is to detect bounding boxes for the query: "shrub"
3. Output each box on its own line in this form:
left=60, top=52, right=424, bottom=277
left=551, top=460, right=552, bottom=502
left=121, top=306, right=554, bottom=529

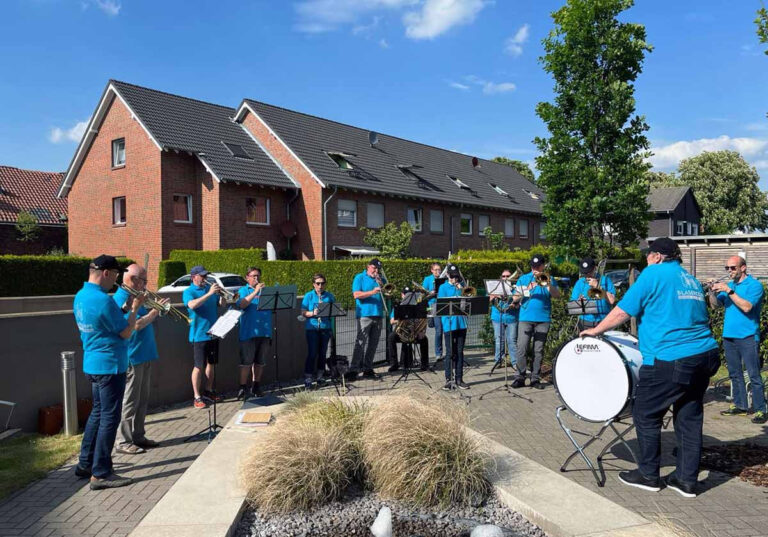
left=361, top=395, right=491, bottom=507
left=168, top=248, right=266, bottom=275
left=361, top=221, right=414, bottom=259
left=15, top=210, right=40, bottom=242
left=157, top=260, right=186, bottom=288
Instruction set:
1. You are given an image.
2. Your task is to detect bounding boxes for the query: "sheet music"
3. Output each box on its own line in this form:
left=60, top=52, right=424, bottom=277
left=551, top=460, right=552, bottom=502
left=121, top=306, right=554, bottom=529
left=485, top=279, right=515, bottom=295
left=207, top=309, right=242, bottom=338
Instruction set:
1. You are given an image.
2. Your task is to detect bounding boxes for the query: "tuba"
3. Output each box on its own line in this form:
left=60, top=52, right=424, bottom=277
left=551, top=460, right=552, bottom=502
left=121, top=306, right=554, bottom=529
left=394, top=290, right=428, bottom=344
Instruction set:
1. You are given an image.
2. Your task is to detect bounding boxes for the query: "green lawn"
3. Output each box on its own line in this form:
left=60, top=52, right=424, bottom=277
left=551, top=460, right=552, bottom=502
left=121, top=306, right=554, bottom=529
left=0, top=433, right=83, bottom=501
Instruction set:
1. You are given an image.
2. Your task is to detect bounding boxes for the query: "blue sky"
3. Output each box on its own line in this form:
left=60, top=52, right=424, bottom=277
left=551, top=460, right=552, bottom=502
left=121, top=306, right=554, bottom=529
left=1, top=0, right=767, bottom=186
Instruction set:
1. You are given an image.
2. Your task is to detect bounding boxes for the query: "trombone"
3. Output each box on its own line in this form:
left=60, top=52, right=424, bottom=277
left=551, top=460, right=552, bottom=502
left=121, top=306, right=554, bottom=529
left=120, top=284, right=191, bottom=324
left=586, top=260, right=607, bottom=300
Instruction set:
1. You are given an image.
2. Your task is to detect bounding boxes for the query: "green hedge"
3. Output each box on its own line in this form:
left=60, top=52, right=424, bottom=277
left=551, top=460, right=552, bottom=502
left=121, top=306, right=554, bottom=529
left=0, top=255, right=134, bottom=297
left=168, top=248, right=266, bottom=275
left=157, top=260, right=186, bottom=289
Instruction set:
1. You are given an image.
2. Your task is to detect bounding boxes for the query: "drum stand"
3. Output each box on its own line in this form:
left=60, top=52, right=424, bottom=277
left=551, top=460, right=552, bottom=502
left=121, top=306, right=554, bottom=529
left=555, top=406, right=638, bottom=487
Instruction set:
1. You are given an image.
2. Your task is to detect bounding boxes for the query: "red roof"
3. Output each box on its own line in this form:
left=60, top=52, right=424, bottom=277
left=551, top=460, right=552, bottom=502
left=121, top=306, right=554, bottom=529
left=0, top=166, right=67, bottom=225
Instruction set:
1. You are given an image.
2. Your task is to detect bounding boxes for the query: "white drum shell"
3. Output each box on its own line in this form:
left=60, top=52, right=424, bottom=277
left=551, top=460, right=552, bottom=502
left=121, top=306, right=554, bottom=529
left=553, top=332, right=642, bottom=422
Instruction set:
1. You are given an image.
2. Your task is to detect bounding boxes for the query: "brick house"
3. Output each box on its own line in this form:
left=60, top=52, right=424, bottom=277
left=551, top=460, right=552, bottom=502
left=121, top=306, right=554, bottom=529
left=58, top=80, right=544, bottom=285
left=0, top=166, right=67, bottom=254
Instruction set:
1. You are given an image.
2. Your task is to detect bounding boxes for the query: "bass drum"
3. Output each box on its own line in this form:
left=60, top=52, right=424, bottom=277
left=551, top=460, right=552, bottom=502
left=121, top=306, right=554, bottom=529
left=552, top=331, right=643, bottom=423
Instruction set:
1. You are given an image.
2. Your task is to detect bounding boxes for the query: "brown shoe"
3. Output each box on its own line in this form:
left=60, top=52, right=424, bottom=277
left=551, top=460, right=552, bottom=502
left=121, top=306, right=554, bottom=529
left=90, top=473, right=133, bottom=490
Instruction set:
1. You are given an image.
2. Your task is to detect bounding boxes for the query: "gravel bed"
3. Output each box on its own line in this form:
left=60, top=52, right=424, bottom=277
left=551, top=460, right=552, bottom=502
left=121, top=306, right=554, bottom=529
left=235, top=487, right=547, bottom=537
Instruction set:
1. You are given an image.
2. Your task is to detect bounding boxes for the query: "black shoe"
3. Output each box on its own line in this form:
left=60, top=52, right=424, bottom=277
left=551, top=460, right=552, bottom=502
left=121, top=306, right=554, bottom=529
left=665, top=474, right=697, bottom=498
left=134, top=438, right=159, bottom=448
left=362, top=370, right=380, bottom=379
left=442, top=382, right=452, bottom=391
left=618, top=469, right=661, bottom=492
left=511, top=378, right=525, bottom=389
left=387, top=365, right=400, bottom=372
left=530, top=381, right=545, bottom=390
left=236, top=386, right=247, bottom=401
left=456, top=381, right=470, bottom=390
left=251, top=383, right=263, bottom=398
left=90, top=473, right=133, bottom=490
left=74, top=465, right=91, bottom=479
left=420, top=365, right=430, bottom=372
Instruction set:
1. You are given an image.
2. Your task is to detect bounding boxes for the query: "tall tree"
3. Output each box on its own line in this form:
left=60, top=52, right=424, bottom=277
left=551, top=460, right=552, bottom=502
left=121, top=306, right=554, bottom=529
left=757, top=3, right=768, bottom=54
left=645, top=170, right=679, bottom=187
left=677, top=151, right=768, bottom=234
left=534, top=0, right=652, bottom=255
left=492, top=157, right=536, bottom=183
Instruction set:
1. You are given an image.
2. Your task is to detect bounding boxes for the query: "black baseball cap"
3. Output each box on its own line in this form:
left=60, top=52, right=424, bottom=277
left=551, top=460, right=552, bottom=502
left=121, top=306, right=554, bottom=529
left=530, top=255, right=546, bottom=266
left=447, top=264, right=460, bottom=278
left=642, top=237, right=679, bottom=257
left=369, top=258, right=382, bottom=269
left=579, top=257, right=596, bottom=274
left=90, top=254, right=125, bottom=273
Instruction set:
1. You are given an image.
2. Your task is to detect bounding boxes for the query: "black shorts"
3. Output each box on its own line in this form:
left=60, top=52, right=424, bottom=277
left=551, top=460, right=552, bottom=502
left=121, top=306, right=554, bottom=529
left=193, top=340, right=219, bottom=369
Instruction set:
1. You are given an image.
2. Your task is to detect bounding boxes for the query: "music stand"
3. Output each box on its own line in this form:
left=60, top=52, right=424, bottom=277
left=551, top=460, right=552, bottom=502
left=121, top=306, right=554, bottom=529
left=185, top=309, right=242, bottom=443
left=315, top=302, right=349, bottom=396
left=567, top=298, right=600, bottom=334
left=390, top=302, right=430, bottom=389
left=258, top=284, right=297, bottom=397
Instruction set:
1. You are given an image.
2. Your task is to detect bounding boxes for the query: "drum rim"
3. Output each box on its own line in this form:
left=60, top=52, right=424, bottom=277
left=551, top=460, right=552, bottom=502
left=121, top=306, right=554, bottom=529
left=552, top=334, right=634, bottom=423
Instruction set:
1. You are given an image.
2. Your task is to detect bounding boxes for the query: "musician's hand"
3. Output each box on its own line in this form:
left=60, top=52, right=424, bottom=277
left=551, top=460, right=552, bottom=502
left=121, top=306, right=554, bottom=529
left=159, top=297, right=171, bottom=306
left=373, top=286, right=381, bottom=294
left=390, top=318, right=397, bottom=325
left=209, top=283, right=222, bottom=296
left=711, top=282, right=729, bottom=294
left=313, top=307, right=319, bottom=317
left=587, top=278, right=598, bottom=288
left=579, top=328, right=599, bottom=338
left=131, top=293, right=146, bottom=311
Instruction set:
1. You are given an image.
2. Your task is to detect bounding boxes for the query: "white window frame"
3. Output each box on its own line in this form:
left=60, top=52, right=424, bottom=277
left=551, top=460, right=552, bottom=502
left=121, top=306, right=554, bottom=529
left=430, top=209, right=444, bottom=233
left=327, top=152, right=354, bottom=170
left=519, top=219, right=528, bottom=239
left=686, top=222, right=693, bottom=236
left=406, top=207, right=423, bottom=232
left=367, top=202, right=384, bottom=229
left=112, top=138, right=125, bottom=167
left=460, top=213, right=473, bottom=235
left=691, top=223, right=699, bottom=236
left=112, top=196, right=126, bottom=225
left=337, top=199, right=357, bottom=228
left=173, top=194, right=193, bottom=224
left=246, top=197, right=270, bottom=226
left=504, top=217, right=515, bottom=238
left=676, top=221, right=685, bottom=235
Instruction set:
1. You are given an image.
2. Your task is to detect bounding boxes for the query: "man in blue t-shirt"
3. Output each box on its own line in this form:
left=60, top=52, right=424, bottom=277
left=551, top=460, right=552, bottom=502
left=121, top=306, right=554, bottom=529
left=580, top=238, right=719, bottom=498
left=236, top=266, right=272, bottom=399
left=349, top=258, right=385, bottom=380
left=183, top=265, right=225, bottom=409
left=113, top=264, right=166, bottom=455
left=570, top=257, right=616, bottom=331
left=422, top=263, right=445, bottom=366
left=73, top=255, right=143, bottom=491
left=512, top=255, right=560, bottom=389
left=709, top=255, right=766, bottom=424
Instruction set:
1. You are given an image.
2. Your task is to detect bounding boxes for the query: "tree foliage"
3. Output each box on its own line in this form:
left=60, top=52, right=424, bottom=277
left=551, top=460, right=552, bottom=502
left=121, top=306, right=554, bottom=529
left=757, top=3, right=768, bottom=54
left=677, top=151, right=768, bottom=234
left=534, top=0, right=652, bottom=256
left=481, top=226, right=506, bottom=250
left=15, top=210, right=40, bottom=242
left=491, top=157, right=536, bottom=183
left=362, top=221, right=414, bottom=259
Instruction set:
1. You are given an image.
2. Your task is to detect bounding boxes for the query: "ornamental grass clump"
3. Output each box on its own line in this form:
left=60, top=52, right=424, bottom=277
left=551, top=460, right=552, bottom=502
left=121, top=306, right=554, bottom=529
left=361, top=395, right=492, bottom=508
left=240, top=397, right=369, bottom=514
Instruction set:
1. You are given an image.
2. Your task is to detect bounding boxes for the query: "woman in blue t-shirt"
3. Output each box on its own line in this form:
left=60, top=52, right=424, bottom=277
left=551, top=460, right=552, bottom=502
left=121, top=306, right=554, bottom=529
left=300, top=273, right=336, bottom=389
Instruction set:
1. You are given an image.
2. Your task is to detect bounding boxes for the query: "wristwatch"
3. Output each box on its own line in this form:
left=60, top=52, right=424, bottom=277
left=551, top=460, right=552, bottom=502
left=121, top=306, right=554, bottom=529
left=728, top=289, right=735, bottom=296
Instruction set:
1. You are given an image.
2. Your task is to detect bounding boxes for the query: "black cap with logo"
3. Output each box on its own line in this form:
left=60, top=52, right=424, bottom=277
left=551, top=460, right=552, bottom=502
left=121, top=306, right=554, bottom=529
left=90, top=254, right=125, bottom=273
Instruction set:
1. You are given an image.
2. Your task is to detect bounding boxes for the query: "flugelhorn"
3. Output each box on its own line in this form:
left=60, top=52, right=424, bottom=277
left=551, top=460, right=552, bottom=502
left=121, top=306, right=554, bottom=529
left=120, top=284, right=191, bottom=324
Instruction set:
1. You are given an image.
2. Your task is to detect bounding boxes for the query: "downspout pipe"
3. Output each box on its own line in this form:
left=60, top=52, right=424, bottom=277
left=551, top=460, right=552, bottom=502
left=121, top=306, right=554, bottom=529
left=285, top=188, right=300, bottom=254
left=323, top=186, right=338, bottom=260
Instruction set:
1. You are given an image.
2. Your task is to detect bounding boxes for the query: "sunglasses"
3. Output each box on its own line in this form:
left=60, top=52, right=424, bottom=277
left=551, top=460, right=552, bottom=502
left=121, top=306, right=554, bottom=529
left=724, top=265, right=740, bottom=271
left=501, top=275, right=511, bottom=278
left=314, top=281, right=326, bottom=285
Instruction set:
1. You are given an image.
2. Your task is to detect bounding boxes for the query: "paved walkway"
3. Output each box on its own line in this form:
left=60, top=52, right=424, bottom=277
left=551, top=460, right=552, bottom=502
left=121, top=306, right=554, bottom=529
left=0, top=399, right=241, bottom=537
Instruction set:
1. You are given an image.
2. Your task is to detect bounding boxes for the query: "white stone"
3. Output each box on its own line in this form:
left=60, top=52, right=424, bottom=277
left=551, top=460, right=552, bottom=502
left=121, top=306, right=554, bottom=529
left=369, top=506, right=392, bottom=537
left=471, top=525, right=504, bottom=537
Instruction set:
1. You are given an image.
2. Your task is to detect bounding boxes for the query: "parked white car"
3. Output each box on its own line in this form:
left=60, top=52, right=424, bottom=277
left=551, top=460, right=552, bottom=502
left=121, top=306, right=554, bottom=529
left=157, top=272, right=247, bottom=297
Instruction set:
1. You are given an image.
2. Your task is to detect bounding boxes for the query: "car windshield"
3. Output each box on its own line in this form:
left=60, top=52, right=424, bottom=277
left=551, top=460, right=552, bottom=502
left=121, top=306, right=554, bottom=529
left=218, top=276, right=247, bottom=287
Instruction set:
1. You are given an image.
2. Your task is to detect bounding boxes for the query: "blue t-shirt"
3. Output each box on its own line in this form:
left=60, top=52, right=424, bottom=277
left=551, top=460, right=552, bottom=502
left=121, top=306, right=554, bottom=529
left=183, top=285, right=219, bottom=343
left=236, top=285, right=273, bottom=341
left=718, top=275, right=764, bottom=340
left=437, top=281, right=468, bottom=332
left=618, top=261, right=717, bottom=365
left=516, top=272, right=559, bottom=323
left=352, top=271, right=383, bottom=318
left=112, top=287, right=159, bottom=365
left=490, top=297, right=519, bottom=324
left=569, top=275, right=616, bottom=323
left=73, top=282, right=129, bottom=375
left=301, top=291, right=336, bottom=331
left=422, top=274, right=439, bottom=308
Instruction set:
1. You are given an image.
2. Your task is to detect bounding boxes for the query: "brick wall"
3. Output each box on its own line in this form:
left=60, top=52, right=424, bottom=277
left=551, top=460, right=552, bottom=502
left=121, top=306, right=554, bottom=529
left=326, top=192, right=541, bottom=258
left=240, top=110, right=322, bottom=260
left=67, top=94, right=163, bottom=284
left=0, top=224, right=68, bottom=255
left=218, top=184, right=290, bottom=251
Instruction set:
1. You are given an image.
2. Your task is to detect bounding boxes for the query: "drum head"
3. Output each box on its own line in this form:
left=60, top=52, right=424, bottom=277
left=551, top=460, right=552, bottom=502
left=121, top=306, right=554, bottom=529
left=553, top=336, right=631, bottom=422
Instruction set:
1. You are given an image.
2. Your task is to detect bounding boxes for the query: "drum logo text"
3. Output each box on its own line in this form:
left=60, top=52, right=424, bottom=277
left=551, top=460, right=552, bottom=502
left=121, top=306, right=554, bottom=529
left=574, top=343, right=600, bottom=354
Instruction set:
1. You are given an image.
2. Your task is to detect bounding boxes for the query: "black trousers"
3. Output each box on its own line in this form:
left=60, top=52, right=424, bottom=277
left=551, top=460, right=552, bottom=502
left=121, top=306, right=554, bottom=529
left=387, top=331, right=429, bottom=369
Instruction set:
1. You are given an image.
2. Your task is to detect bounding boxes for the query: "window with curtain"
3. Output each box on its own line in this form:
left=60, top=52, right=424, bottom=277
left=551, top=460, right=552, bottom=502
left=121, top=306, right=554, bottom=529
left=337, top=199, right=357, bottom=227
left=246, top=197, right=270, bottom=225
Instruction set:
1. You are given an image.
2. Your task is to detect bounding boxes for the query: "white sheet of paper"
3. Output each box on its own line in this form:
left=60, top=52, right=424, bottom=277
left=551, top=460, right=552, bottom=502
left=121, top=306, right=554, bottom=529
left=207, top=309, right=243, bottom=339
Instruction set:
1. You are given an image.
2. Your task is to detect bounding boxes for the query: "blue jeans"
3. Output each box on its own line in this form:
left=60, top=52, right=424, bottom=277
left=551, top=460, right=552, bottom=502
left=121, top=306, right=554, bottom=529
left=444, top=329, right=467, bottom=382
left=723, top=336, right=766, bottom=412
left=305, top=329, right=332, bottom=379
left=433, top=320, right=444, bottom=359
left=493, top=320, right=517, bottom=364
left=632, top=349, right=719, bottom=485
left=79, top=373, right=127, bottom=478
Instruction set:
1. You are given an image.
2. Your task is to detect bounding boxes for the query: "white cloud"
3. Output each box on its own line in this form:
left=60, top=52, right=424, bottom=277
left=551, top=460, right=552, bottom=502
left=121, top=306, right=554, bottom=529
left=379, top=38, right=390, bottom=48
left=352, top=16, right=381, bottom=35
left=745, top=122, right=768, bottom=132
left=449, top=81, right=470, bottom=90
left=459, top=74, right=516, bottom=95
left=49, top=120, right=88, bottom=144
left=753, top=160, right=768, bottom=170
left=649, top=135, right=768, bottom=169
left=504, top=23, right=530, bottom=57
left=81, top=0, right=121, bottom=16
left=294, top=0, right=417, bottom=33
left=403, top=0, right=488, bottom=40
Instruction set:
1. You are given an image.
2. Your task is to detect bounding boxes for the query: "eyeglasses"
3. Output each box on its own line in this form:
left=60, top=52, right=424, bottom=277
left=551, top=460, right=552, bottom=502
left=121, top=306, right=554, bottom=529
left=501, top=274, right=512, bottom=278
left=314, top=281, right=326, bottom=286
left=247, top=273, right=260, bottom=278
left=135, top=277, right=148, bottom=283
left=725, top=265, right=739, bottom=271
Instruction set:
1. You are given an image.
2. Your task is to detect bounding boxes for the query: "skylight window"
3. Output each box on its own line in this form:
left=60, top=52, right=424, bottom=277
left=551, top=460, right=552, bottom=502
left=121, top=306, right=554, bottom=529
left=222, top=142, right=252, bottom=160
left=448, top=175, right=472, bottom=191
left=327, top=152, right=354, bottom=170
left=523, top=189, right=541, bottom=200
left=489, top=183, right=509, bottom=197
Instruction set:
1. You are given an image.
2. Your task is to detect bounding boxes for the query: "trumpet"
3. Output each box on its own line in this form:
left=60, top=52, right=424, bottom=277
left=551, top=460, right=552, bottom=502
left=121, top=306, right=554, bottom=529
left=410, top=280, right=435, bottom=298
left=120, top=284, right=191, bottom=324
left=205, top=281, right=237, bottom=302
left=700, top=276, right=729, bottom=292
